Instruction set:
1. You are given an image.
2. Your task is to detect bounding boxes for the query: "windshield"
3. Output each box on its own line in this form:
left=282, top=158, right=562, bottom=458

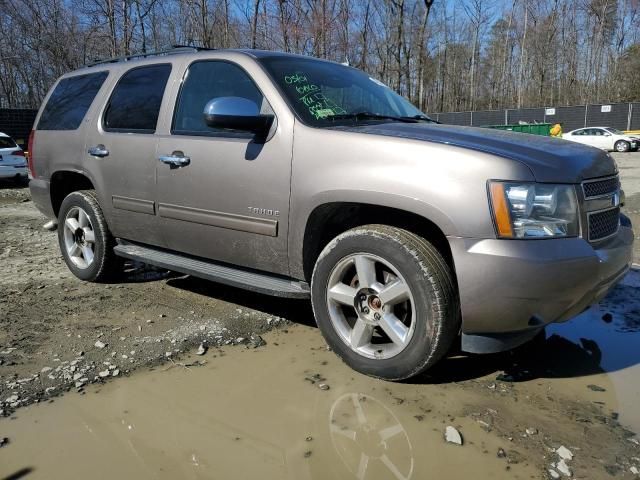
left=258, top=56, right=429, bottom=127
left=605, top=128, right=624, bottom=135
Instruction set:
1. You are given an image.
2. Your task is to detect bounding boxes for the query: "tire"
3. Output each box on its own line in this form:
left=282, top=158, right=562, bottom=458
left=614, top=140, right=630, bottom=153
left=57, top=190, right=122, bottom=282
left=311, top=224, right=460, bottom=380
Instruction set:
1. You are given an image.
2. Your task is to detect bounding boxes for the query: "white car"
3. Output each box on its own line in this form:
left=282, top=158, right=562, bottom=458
left=0, top=132, right=28, bottom=182
left=563, top=127, right=638, bottom=153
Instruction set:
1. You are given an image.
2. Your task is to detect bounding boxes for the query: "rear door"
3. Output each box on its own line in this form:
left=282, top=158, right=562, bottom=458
left=155, top=59, right=293, bottom=275
left=34, top=71, right=109, bottom=183
left=84, top=64, right=172, bottom=246
left=589, top=128, right=611, bottom=150
left=569, top=129, right=587, bottom=145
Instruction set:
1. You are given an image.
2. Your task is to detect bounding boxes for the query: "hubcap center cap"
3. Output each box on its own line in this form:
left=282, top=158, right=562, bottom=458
left=369, top=296, right=382, bottom=310
left=74, top=228, right=85, bottom=245
left=354, top=289, right=383, bottom=323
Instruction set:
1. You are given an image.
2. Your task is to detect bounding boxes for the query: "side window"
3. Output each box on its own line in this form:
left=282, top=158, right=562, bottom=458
left=103, top=64, right=171, bottom=133
left=173, top=61, right=265, bottom=135
left=38, top=72, right=108, bottom=130
left=572, top=130, right=583, bottom=136
left=0, top=136, right=17, bottom=149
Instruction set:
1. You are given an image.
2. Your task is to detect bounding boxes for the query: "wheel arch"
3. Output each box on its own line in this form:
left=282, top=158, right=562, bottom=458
left=50, top=170, right=96, bottom=217
left=298, top=201, right=456, bottom=284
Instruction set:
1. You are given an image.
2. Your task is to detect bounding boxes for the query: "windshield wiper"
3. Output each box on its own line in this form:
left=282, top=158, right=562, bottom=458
left=405, top=114, right=439, bottom=123
left=326, top=112, right=420, bottom=123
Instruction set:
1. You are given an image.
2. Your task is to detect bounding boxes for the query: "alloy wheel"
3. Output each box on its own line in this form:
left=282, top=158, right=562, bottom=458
left=325, top=253, right=416, bottom=360
left=62, top=206, right=96, bottom=269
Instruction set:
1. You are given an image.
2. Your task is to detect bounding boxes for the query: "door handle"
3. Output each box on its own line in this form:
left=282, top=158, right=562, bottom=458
left=88, top=145, right=109, bottom=157
left=159, top=151, right=191, bottom=168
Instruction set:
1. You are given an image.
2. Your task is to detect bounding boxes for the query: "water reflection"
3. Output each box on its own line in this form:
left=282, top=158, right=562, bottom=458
left=330, top=393, right=413, bottom=480
left=546, top=269, right=640, bottom=433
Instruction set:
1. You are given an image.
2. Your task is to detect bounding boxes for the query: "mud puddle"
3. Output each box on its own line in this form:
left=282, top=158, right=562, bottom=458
left=1, top=327, right=541, bottom=480
left=3, top=318, right=640, bottom=479
left=547, top=270, right=640, bottom=434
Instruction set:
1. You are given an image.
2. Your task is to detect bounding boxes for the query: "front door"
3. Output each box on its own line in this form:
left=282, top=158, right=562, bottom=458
left=583, top=128, right=608, bottom=150
left=84, top=63, right=172, bottom=247
left=156, top=60, right=292, bottom=275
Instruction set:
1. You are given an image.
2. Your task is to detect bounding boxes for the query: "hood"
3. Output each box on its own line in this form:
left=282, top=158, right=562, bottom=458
left=333, top=123, right=617, bottom=183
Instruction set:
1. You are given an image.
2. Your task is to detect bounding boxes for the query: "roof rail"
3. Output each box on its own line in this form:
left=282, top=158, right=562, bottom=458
left=86, top=45, right=215, bottom=67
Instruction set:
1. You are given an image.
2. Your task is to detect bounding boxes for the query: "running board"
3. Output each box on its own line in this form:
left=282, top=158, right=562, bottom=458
left=113, top=242, right=310, bottom=299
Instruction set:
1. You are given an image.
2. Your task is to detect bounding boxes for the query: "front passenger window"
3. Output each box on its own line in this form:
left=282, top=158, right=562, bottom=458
left=173, top=61, right=266, bottom=135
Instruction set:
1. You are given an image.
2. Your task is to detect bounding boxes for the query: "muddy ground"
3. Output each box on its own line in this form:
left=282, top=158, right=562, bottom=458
left=0, top=181, right=296, bottom=410
left=2, top=153, right=640, bottom=479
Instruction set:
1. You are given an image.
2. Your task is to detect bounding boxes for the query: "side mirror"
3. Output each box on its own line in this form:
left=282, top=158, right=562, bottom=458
left=203, top=97, right=274, bottom=138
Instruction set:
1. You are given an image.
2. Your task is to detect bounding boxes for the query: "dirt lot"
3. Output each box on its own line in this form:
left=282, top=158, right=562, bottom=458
left=2, top=153, right=640, bottom=479
left=0, top=181, right=297, bottom=410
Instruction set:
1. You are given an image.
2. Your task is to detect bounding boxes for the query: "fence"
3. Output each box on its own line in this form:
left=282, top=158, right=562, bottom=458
left=429, top=102, right=640, bottom=132
left=2, top=103, right=640, bottom=148
left=0, top=109, right=38, bottom=148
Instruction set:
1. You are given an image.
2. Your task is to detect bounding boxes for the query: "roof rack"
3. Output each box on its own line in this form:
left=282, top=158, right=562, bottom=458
left=86, top=45, right=215, bottom=67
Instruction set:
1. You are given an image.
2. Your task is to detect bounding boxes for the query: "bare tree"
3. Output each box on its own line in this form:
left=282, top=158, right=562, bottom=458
left=1, top=0, right=639, bottom=111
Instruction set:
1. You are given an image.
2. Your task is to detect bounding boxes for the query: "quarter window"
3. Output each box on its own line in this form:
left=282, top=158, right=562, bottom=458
left=103, top=64, right=171, bottom=133
left=173, top=61, right=265, bottom=135
left=0, top=137, right=18, bottom=149
left=38, top=72, right=108, bottom=131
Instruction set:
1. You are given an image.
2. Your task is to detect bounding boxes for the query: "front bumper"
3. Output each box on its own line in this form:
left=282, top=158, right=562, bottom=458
left=450, top=218, right=633, bottom=353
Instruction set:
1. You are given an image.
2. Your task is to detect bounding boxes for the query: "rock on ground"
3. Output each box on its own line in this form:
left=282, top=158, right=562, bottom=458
left=444, top=426, right=463, bottom=445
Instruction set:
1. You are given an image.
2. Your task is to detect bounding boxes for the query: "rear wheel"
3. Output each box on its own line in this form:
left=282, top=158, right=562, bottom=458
left=615, top=140, right=630, bottom=153
left=58, top=190, right=122, bottom=282
left=311, top=225, right=460, bottom=380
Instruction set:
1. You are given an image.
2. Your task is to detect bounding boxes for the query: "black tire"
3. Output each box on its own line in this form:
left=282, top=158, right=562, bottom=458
left=311, top=224, right=460, bottom=381
left=57, top=190, right=122, bottom=282
left=614, top=140, right=630, bottom=153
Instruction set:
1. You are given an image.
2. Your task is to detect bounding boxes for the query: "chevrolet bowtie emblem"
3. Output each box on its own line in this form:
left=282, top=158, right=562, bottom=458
left=612, top=192, right=620, bottom=207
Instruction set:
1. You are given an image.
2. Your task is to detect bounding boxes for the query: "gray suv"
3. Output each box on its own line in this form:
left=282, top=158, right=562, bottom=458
left=28, top=47, right=633, bottom=380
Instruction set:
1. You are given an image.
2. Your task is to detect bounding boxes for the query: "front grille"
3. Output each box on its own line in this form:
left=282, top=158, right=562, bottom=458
left=588, top=207, right=620, bottom=241
left=583, top=176, right=619, bottom=198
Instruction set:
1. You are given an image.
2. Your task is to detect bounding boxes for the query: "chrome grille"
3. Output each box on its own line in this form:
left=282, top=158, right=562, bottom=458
left=588, top=207, right=620, bottom=241
left=583, top=176, right=620, bottom=198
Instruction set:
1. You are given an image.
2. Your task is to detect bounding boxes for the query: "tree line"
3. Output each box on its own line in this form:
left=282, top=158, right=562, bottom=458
left=0, top=0, right=638, bottom=113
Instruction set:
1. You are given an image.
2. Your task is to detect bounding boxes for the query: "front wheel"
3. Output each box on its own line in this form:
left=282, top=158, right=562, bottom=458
left=58, top=190, right=122, bottom=282
left=614, top=140, right=630, bottom=153
left=311, top=225, right=460, bottom=380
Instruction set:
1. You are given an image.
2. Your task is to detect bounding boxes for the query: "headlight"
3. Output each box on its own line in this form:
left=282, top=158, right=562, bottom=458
left=489, top=181, right=579, bottom=238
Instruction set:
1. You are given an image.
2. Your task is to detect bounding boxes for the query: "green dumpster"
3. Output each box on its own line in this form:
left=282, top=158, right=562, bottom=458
left=485, top=123, right=552, bottom=136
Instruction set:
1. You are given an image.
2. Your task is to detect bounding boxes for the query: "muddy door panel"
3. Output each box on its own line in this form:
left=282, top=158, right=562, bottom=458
left=155, top=134, right=291, bottom=275
left=84, top=64, right=172, bottom=247
left=156, top=60, right=292, bottom=275
left=85, top=132, right=162, bottom=245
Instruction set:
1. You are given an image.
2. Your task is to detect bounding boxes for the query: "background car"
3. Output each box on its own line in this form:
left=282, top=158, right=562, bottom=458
left=0, top=132, right=28, bottom=183
left=562, top=127, right=638, bottom=152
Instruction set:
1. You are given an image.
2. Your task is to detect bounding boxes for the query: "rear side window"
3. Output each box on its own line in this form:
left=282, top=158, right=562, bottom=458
left=103, top=64, right=171, bottom=133
left=38, top=72, right=108, bottom=130
left=0, top=137, right=17, bottom=149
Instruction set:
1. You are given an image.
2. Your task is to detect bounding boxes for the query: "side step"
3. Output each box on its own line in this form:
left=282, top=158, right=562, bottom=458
left=113, top=242, right=310, bottom=299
